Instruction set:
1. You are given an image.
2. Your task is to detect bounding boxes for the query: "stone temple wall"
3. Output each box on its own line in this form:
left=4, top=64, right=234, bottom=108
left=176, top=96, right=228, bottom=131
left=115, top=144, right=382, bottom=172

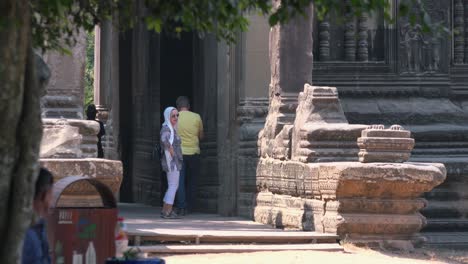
left=236, top=2, right=468, bottom=233
left=310, top=1, right=468, bottom=232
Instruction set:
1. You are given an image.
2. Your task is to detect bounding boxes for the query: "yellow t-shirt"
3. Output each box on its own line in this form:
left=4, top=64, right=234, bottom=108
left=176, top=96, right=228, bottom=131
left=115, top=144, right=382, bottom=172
left=178, top=111, right=203, bottom=155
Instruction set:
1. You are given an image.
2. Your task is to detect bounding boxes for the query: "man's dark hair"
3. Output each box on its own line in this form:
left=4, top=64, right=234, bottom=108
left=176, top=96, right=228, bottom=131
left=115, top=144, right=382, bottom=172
left=86, top=104, right=97, bottom=120
left=176, top=96, right=190, bottom=109
left=34, top=168, right=54, bottom=200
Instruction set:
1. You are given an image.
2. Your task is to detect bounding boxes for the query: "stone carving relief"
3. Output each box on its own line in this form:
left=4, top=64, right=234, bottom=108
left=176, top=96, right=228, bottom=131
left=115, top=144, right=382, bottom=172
left=400, top=24, right=426, bottom=73
left=399, top=0, right=449, bottom=74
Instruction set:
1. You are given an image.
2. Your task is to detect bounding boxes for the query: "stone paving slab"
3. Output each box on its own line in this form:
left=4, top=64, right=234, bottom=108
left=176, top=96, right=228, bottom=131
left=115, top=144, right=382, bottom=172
left=423, top=232, right=468, bottom=249
left=118, top=203, right=338, bottom=245
left=133, top=243, right=343, bottom=254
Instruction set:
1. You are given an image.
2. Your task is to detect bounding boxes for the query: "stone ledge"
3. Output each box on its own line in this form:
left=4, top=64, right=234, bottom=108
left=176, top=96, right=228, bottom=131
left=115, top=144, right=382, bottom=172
left=40, top=158, right=123, bottom=207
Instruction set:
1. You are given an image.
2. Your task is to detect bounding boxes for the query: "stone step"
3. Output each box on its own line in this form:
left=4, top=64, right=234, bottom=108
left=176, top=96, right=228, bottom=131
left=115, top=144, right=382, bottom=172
left=128, top=231, right=338, bottom=245
left=423, top=232, right=468, bottom=249
left=421, top=201, right=468, bottom=218
left=132, top=243, right=343, bottom=254
left=423, top=219, right=468, bottom=232
left=424, top=189, right=464, bottom=201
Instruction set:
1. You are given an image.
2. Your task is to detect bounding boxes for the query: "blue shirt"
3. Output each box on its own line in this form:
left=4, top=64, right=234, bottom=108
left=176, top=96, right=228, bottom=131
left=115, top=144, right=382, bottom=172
left=22, top=218, right=51, bottom=264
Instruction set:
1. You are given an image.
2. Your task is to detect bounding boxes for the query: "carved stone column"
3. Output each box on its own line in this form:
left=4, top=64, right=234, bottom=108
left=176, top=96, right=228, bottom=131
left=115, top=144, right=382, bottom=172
left=357, top=13, right=369, bottom=62
left=95, top=19, right=119, bottom=159
left=319, top=14, right=330, bottom=61
left=344, top=0, right=356, bottom=61
left=41, top=30, right=87, bottom=119
left=454, top=0, right=465, bottom=64
left=95, top=20, right=112, bottom=122
left=464, top=0, right=468, bottom=63
left=94, top=25, right=101, bottom=108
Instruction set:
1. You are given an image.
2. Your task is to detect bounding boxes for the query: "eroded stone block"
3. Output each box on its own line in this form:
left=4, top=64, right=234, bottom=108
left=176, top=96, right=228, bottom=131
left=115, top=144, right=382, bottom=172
left=358, top=125, right=415, bottom=163
left=41, top=121, right=82, bottom=158
left=42, top=118, right=100, bottom=158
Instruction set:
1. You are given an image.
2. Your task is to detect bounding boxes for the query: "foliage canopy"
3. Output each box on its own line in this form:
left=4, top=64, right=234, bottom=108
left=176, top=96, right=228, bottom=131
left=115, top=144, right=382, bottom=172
left=24, top=0, right=437, bottom=52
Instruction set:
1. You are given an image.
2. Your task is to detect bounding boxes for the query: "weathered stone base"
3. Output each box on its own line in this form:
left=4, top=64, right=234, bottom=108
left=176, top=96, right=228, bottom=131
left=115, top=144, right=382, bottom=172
left=40, top=158, right=122, bottom=207
left=254, top=158, right=446, bottom=246
left=254, top=192, right=324, bottom=231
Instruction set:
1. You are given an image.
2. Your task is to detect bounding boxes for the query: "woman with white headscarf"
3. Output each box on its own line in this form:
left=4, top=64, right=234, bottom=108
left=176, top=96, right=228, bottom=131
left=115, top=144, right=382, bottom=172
left=160, top=106, right=183, bottom=218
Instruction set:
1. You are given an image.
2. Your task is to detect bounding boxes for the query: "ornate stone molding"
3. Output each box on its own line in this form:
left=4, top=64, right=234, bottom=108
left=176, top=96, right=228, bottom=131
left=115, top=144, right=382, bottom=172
left=357, top=13, right=369, bottom=62
left=357, top=124, right=415, bottom=163
left=454, top=0, right=465, bottom=64
left=318, top=14, right=330, bottom=61
left=255, top=159, right=446, bottom=245
left=344, top=0, right=356, bottom=61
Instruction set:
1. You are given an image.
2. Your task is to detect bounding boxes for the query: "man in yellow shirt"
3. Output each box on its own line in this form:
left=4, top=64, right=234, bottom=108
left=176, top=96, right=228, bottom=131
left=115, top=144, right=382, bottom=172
left=175, top=96, right=204, bottom=215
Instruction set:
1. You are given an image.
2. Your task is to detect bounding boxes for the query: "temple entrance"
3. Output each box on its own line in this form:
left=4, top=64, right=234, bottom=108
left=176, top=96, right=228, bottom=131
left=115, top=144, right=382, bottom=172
left=118, top=29, right=219, bottom=211
left=159, top=32, right=195, bottom=205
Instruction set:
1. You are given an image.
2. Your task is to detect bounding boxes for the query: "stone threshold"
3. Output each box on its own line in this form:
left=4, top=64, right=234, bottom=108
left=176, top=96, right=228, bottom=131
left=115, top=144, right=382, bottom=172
left=423, top=232, right=468, bottom=249
left=132, top=243, right=343, bottom=254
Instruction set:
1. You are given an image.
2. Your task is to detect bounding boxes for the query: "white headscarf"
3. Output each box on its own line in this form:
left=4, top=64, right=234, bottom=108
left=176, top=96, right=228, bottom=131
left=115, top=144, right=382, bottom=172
left=163, top=106, right=177, bottom=144
left=163, top=106, right=177, bottom=171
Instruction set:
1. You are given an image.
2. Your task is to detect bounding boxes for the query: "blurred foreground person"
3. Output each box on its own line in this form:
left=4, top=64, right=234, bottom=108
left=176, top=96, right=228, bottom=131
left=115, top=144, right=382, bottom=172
left=22, top=168, right=54, bottom=264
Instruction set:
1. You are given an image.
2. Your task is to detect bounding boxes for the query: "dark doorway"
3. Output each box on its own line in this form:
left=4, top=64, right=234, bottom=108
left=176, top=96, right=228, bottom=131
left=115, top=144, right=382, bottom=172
left=119, top=26, right=212, bottom=208
left=160, top=32, right=194, bottom=114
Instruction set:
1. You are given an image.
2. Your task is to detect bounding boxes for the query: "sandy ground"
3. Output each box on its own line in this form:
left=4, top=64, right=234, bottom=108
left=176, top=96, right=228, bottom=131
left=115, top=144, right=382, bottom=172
left=158, top=246, right=468, bottom=264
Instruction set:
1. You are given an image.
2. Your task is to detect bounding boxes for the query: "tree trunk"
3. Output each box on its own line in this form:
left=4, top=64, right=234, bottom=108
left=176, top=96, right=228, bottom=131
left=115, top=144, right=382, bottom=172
left=0, top=0, right=44, bottom=262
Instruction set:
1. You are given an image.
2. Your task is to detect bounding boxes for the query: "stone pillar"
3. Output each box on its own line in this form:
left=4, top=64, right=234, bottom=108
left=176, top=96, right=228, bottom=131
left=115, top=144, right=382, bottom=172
left=269, top=1, right=313, bottom=98
left=236, top=13, right=271, bottom=218
left=318, top=14, right=331, bottom=61
left=41, top=30, right=87, bottom=119
left=94, top=25, right=101, bottom=107
left=357, top=13, right=369, bottom=62
left=464, top=0, right=468, bottom=63
left=454, top=0, right=465, bottom=64
left=344, top=0, right=356, bottom=61
left=95, top=19, right=119, bottom=160
left=108, top=19, right=120, bottom=160
left=95, top=20, right=111, bottom=121
left=259, top=1, right=313, bottom=160
left=217, top=40, right=238, bottom=216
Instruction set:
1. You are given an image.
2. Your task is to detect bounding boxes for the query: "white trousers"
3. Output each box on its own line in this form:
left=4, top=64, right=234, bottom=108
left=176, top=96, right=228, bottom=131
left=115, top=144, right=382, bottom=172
left=163, top=170, right=179, bottom=205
